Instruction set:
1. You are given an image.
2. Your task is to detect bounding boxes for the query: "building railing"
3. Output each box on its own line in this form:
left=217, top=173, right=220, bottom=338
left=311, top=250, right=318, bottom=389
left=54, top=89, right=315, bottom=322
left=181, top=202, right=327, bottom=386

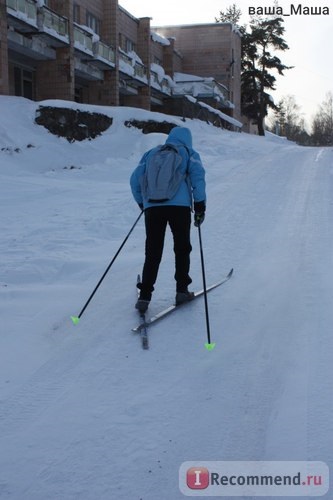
left=74, top=24, right=93, bottom=53
left=6, top=2, right=169, bottom=91
left=160, top=77, right=172, bottom=95
left=134, top=61, right=146, bottom=79
left=6, top=0, right=37, bottom=25
left=94, top=41, right=115, bottom=65
left=119, top=50, right=147, bottom=81
left=119, top=50, right=132, bottom=67
left=150, top=71, right=158, bottom=86
left=213, top=81, right=229, bottom=100
left=151, top=69, right=172, bottom=95
left=39, top=6, right=68, bottom=39
left=173, top=78, right=228, bottom=102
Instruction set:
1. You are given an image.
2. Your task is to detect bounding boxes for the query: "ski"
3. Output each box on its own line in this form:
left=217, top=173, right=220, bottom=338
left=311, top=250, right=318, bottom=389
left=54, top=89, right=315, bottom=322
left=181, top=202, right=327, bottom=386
left=136, top=274, right=149, bottom=349
left=132, top=268, right=233, bottom=333
left=139, top=314, right=149, bottom=349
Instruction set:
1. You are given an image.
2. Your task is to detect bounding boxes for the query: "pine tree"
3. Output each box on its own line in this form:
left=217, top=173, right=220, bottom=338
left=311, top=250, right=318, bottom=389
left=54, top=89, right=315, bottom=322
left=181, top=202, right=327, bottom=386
left=241, top=17, right=291, bottom=135
left=215, top=4, right=242, bottom=26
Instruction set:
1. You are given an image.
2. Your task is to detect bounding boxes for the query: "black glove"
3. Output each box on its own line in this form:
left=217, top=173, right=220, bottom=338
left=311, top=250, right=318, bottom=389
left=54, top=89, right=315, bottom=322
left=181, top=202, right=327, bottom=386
left=194, top=201, right=206, bottom=227
left=138, top=203, right=144, bottom=211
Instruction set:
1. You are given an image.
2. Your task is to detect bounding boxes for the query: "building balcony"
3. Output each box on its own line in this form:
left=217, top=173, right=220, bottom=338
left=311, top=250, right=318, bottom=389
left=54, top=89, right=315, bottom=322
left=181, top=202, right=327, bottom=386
left=150, top=69, right=173, bottom=96
left=6, top=0, right=38, bottom=32
left=74, top=57, right=104, bottom=82
left=74, top=26, right=115, bottom=71
left=7, top=27, right=56, bottom=61
left=37, top=6, right=69, bottom=47
left=119, top=50, right=148, bottom=86
left=173, top=73, right=229, bottom=104
left=74, top=24, right=94, bottom=56
left=119, top=80, right=138, bottom=96
left=133, top=61, right=146, bottom=80
left=91, top=41, right=116, bottom=69
left=160, top=77, right=173, bottom=96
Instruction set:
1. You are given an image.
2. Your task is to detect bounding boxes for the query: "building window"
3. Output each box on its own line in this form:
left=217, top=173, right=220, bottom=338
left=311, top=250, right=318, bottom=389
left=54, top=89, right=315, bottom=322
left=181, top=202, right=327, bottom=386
left=125, top=38, right=135, bottom=53
left=119, top=34, right=136, bottom=53
left=153, top=56, right=162, bottom=66
left=14, top=67, right=34, bottom=100
left=73, top=3, right=80, bottom=23
left=86, top=11, right=101, bottom=35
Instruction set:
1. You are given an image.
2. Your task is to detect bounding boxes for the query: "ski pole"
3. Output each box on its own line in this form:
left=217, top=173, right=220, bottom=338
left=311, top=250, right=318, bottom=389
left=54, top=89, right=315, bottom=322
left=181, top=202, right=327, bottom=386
left=71, top=210, right=144, bottom=324
left=197, top=223, right=215, bottom=350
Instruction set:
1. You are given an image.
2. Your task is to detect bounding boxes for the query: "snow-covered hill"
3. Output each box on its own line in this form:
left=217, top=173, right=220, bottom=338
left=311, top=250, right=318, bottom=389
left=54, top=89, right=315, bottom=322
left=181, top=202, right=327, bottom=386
left=0, top=97, right=332, bottom=499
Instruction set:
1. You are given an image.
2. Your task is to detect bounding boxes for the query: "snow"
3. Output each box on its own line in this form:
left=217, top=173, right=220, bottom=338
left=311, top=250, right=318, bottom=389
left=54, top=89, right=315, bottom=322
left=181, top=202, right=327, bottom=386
left=173, top=72, right=229, bottom=106
left=184, top=94, right=197, bottom=104
left=151, top=31, right=170, bottom=46
left=197, top=100, right=243, bottom=128
left=151, top=62, right=166, bottom=81
left=0, top=96, right=332, bottom=499
left=119, top=50, right=148, bottom=83
left=174, top=72, right=215, bottom=83
left=127, top=50, right=144, bottom=65
left=182, top=95, right=242, bottom=129
left=150, top=63, right=175, bottom=94
left=78, top=24, right=100, bottom=44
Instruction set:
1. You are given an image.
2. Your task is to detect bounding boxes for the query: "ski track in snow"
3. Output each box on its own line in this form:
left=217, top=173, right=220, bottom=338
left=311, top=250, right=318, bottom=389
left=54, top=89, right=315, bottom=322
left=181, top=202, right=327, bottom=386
left=0, top=98, right=332, bottom=499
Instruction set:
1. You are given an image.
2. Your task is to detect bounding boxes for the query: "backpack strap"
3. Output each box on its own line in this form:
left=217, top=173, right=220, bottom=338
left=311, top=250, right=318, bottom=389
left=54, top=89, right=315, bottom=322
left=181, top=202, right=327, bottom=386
left=180, top=144, right=193, bottom=210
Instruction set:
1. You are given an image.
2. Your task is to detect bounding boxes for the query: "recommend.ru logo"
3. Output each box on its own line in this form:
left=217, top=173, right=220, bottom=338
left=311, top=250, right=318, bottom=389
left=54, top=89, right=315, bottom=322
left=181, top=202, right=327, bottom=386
left=179, top=461, right=329, bottom=496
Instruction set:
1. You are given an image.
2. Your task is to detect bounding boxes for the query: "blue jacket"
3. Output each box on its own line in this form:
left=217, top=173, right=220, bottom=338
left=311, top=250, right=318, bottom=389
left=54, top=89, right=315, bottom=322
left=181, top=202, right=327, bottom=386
left=130, top=126, right=206, bottom=209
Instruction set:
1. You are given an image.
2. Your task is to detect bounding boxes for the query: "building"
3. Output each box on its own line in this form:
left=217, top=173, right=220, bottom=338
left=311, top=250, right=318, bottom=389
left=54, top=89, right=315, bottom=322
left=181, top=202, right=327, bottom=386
left=0, top=0, right=242, bottom=128
left=153, top=23, right=242, bottom=123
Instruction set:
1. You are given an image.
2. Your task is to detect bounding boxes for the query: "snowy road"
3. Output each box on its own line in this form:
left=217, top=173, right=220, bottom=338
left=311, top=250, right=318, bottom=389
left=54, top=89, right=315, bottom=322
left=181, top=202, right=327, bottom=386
left=0, top=99, right=332, bottom=499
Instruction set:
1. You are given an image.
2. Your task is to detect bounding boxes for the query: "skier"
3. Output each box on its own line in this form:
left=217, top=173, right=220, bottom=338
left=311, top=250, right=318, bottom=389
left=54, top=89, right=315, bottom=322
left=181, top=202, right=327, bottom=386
left=130, top=126, right=206, bottom=313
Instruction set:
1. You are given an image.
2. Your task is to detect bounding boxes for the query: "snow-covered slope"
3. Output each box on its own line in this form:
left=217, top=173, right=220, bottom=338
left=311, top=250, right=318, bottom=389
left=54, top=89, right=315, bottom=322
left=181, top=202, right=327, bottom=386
left=0, top=97, right=332, bottom=499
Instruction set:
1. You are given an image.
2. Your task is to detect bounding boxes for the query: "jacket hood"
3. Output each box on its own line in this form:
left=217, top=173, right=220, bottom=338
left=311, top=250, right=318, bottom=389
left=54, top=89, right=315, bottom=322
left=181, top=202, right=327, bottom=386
left=165, top=126, right=193, bottom=149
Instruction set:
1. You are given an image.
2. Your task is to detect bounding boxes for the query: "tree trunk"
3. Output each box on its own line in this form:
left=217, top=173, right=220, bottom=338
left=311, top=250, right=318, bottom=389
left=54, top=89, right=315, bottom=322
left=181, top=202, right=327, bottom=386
left=257, top=92, right=266, bottom=135
left=257, top=116, right=265, bottom=136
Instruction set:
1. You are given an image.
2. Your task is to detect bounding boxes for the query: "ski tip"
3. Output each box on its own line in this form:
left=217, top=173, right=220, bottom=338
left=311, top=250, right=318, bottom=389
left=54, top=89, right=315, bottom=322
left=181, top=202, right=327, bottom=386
left=71, top=316, right=80, bottom=325
left=205, top=342, right=216, bottom=351
left=228, top=268, right=234, bottom=278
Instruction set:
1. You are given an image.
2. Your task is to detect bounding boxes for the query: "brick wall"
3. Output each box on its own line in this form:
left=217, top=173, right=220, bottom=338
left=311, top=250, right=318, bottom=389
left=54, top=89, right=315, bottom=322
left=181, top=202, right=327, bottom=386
left=154, top=23, right=241, bottom=120
left=91, top=0, right=119, bottom=106
left=155, top=24, right=232, bottom=80
left=36, top=0, right=75, bottom=101
left=137, top=17, right=151, bottom=67
left=71, top=0, right=104, bottom=25
left=119, top=7, right=139, bottom=49
left=150, top=40, right=164, bottom=66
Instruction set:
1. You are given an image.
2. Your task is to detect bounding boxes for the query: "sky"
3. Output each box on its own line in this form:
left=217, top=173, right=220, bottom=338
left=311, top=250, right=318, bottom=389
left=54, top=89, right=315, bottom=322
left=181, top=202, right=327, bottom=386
left=119, top=0, right=333, bottom=128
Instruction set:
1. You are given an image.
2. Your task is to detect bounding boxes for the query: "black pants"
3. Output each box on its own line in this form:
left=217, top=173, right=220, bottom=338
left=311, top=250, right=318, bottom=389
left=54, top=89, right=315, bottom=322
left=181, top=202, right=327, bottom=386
left=140, top=206, right=192, bottom=297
